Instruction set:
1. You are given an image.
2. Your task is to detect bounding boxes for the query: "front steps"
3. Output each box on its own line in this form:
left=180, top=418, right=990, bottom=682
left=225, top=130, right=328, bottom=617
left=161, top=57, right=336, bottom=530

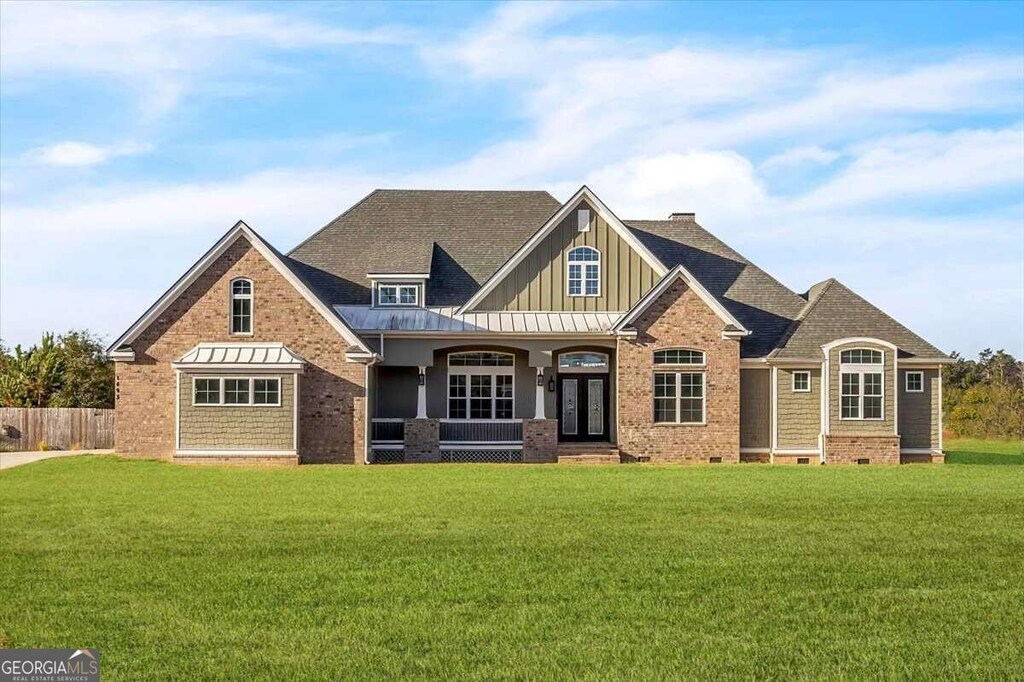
left=556, top=442, right=621, bottom=464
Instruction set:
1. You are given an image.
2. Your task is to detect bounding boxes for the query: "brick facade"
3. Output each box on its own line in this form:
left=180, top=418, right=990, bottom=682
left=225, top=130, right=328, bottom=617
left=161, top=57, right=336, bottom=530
left=823, top=435, right=900, bottom=464
left=114, top=235, right=366, bottom=463
left=523, top=419, right=558, bottom=463
left=403, top=418, right=440, bottom=463
left=616, top=280, right=741, bottom=463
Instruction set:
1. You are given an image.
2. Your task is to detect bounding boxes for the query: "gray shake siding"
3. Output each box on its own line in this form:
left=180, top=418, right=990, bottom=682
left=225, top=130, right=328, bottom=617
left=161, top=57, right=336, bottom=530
left=776, top=368, right=821, bottom=449
left=827, top=342, right=896, bottom=436
left=739, top=369, right=770, bottom=449
left=898, top=368, right=941, bottom=449
left=476, top=202, right=660, bottom=312
left=178, top=373, right=295, bottom=451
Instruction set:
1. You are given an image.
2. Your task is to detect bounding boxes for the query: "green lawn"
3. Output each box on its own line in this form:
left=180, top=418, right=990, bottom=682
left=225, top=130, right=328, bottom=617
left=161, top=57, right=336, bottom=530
left=2, top=442, right=1023, bottom=680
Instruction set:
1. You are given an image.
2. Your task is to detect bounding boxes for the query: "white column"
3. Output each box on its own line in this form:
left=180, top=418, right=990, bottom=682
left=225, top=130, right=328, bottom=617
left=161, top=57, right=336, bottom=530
left=534, top=368, right=546, bottom=419
left=416, top=366, right=427, bottom=419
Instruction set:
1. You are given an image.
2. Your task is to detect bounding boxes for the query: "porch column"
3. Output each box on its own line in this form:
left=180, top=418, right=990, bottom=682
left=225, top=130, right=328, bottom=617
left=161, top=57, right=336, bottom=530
left=534, top=368, right=546, bottom=419
left=416, top=366, right=427, bottom=419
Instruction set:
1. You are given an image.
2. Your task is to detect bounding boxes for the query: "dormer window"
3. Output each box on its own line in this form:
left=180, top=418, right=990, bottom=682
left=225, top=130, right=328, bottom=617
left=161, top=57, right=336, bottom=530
left=230, top=278, right=253, bottom=335
left=378, top=284, right=418, bottom=306
left=567, top=246, right=600, bottom=296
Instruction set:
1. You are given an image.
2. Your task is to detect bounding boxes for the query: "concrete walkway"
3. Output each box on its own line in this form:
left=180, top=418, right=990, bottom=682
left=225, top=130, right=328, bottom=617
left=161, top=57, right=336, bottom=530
left=0, top=450, right=114, bottom=471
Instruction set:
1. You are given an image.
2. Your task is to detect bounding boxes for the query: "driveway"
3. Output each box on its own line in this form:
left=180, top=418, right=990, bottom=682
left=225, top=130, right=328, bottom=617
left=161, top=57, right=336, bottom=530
left=0, top=450, right=114, bottom=471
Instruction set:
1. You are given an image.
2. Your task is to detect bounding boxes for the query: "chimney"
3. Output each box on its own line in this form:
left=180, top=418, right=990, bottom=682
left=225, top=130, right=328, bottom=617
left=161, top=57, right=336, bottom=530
left=669, top=212, right=695, bottom=221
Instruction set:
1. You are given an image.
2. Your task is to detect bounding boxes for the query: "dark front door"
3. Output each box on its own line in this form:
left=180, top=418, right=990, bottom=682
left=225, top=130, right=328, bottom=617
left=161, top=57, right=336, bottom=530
left=557, top=374, right=609, bottom=441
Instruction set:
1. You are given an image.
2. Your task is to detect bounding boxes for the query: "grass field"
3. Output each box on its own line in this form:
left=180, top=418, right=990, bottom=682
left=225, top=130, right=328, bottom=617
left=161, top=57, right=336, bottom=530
left=2, top=440, right=1022, bottom=680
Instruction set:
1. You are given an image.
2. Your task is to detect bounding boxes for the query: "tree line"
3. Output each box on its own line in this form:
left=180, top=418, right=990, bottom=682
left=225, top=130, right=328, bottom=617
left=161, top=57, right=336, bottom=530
left=1, top=330, right=1021, bottom=439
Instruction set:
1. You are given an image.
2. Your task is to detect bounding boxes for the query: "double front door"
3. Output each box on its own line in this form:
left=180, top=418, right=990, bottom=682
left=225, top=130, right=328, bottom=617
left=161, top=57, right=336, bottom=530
left=557, top=374, right=608, bottom=441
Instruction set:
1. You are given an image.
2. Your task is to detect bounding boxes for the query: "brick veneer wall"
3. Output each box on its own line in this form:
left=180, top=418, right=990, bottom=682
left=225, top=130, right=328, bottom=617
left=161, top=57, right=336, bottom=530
left=617, top=280, right=741, bottom=463
left=824, top=435, right=900, bottom=464
left=523, top=419, right=558, bottom=463
left=404, top=418, right=440, bottom=463
left=114, top=235, right=366, bottom=463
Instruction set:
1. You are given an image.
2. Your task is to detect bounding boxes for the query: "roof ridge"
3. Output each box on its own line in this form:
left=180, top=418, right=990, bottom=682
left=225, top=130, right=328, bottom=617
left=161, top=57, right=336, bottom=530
left=768, top=278, right=837, bottom=357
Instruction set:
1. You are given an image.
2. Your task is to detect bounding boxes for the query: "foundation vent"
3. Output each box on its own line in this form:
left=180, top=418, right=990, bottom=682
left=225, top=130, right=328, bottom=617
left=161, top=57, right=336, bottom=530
left=709, top=456, right=723, bottom=464
left=857, top=458, right=870, bottom=465
left=797, top=457, right=810, bottom=465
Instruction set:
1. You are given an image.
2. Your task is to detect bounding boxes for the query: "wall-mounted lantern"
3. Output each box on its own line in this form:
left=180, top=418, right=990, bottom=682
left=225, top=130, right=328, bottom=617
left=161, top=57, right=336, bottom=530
left=418, top=371, right=426, bottom=386
left=547, top=377, right=556, bottom=392
left=536, top=372, right=545, bottom=387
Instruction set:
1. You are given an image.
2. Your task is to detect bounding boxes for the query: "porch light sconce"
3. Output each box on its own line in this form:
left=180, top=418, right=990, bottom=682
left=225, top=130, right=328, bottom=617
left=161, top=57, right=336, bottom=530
left=536, top=372, right=545, bottom=387
left=418, top=371, right=426, bottom=386
left=547, top=377, right=556, bottom=392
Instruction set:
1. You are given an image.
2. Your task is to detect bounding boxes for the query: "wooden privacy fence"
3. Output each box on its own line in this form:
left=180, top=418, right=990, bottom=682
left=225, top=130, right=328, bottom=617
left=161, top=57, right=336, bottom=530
left=0, top=408, right=114, bottom=451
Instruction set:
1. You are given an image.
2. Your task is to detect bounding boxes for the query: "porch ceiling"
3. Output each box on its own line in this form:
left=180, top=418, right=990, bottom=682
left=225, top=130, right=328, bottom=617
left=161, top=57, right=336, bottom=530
left=335, top=305, right=622, bottom=334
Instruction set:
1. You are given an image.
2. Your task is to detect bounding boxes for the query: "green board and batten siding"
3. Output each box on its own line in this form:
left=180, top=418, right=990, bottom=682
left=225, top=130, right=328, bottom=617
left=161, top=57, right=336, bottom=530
left=475, top=204, right=660, bottom=312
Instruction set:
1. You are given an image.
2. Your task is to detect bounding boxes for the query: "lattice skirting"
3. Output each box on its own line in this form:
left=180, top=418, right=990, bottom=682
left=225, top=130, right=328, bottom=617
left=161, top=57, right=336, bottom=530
left=371, top=449, right=405, bottom=464
left=443, top=449, right=523, bottom=463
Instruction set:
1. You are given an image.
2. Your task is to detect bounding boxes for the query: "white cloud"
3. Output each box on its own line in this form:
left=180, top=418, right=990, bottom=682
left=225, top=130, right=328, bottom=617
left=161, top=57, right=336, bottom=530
left=761, top=146, right=841, bottom=170
left=0, top=1, right=415, bottom=117
left=28, top=141, right=152, bottom=167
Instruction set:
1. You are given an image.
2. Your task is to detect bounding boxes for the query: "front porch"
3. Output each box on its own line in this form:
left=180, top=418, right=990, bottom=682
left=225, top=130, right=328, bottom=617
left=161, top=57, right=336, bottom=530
left=367, top=344, right=617, bottom=463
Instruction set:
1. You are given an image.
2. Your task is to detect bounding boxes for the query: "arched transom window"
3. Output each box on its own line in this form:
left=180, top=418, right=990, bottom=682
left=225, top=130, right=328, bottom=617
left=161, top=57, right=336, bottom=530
left=230, top=278, right=253, bottom=335
left=567, top=246, right=600, bottom=297
left=448, top=352, right=514, bottom=420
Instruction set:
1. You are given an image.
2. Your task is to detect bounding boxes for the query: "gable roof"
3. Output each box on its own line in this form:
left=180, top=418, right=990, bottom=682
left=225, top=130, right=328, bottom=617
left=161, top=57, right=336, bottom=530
left=613, top=265, right=749, bottom=337
left=459, top=186, right=669, bottom=313
left=288, top=189, right=562, bottom=307
left=771, top=278, right=947, bottom=360
left=107, top=221, right=373, bottom=357
left=624, top=217, right=807, bottom=357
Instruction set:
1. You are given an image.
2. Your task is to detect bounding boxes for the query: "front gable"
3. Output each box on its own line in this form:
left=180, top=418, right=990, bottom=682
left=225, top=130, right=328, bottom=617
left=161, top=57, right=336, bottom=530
left=463, top=186, right=667, bottom=313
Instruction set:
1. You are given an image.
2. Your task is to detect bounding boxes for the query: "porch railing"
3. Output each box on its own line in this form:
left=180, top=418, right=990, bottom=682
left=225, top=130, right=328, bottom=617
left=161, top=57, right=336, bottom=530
left=440, top=419, right=523, bottom=444
left=371, top=418, right=405, bottom=443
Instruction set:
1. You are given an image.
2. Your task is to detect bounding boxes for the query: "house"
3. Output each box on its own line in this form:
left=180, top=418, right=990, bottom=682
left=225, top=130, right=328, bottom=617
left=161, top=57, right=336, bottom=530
left=107, top=186, right=948, bottom=465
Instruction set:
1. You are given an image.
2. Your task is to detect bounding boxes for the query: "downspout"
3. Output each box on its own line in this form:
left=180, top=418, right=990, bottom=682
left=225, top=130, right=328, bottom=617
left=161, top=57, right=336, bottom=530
left=364, top=354, right=381, bottom=464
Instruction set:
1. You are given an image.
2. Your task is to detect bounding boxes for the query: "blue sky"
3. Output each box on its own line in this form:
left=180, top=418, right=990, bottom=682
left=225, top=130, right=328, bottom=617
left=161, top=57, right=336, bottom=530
left=1, top=0, right=1022, bottom=356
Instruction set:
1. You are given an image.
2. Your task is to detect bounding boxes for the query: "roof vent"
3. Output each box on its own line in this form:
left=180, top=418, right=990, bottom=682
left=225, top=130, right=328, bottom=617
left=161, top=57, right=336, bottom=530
left=669, top=212, right=695, bottom=221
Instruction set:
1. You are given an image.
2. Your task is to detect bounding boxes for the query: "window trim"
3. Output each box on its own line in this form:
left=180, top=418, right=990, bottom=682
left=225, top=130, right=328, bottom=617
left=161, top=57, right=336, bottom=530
left=905, top=370, right=924, bottom=393
left=446, top=352, right=515, bottom=420
left=566, top=246, right=601, bottom=297
left=229, top=278, right=253, bottom=336
left=839, top=348, right=883, bottom=365
left=653, top=348, right=706, bottom=367
left=792, top=371, right=811, bottom=393
left=652, top=370, right=706, bottom=425
left=191, top=376, right=282, bottom=407
left=376, top=283, right=419, bottom=307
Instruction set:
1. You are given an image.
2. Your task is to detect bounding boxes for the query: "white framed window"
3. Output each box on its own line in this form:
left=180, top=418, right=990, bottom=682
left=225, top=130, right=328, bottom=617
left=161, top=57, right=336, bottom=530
left=230, top=278, right=253, bottom=335
left=447, top=352, right=514, bottom=420
left=653, top=349, right=705, bottom=366
left=792, top=371, right=811, bottom=392
left=191, top=376, right=281, bottom=407
left=841, top=372, right=883, bottom=420
left=905, top=371, right=924, bottom=393
left=577, top=208, right=591, bottom=232
left=839, top=347, right=885, bottom=420
left=567, top=246, right=600, bottom=297
left=653, top=371, right=705, bottom=424
left=377, top=284, right=418, bottom=306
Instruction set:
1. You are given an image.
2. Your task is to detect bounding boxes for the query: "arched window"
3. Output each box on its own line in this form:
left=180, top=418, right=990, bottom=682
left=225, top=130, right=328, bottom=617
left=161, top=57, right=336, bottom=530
left=653, top=349, right=705, bottom=366
left=230, top=278, right=253, bottom=335
left=567, top=246, right=600, bottom=297
left=447, top=352, right=515, bottom=420
left=839, top=348, right=885, bottom=420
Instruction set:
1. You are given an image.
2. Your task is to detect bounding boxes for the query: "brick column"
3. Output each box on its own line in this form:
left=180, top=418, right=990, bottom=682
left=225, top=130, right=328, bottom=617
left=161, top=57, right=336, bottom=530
left=523, top=419, right=558, bottom=463
left=404, top=418, right=440, bottom=463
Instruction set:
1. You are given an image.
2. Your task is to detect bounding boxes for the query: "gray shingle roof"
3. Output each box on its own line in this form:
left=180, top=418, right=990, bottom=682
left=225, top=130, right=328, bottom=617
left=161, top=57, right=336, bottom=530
left=288, top=189, right=561, bottom=306
left=624, top=218, right=807, bottom=357
left=772, top=279, right=947, bottom=359
left=285, top=191, right=945, bottom=360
